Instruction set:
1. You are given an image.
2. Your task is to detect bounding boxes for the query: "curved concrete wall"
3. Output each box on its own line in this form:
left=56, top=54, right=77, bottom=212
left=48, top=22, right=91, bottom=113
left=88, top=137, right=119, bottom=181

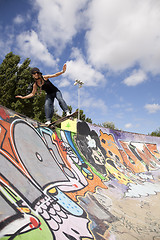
left=0, top=106, right=160, bottom=239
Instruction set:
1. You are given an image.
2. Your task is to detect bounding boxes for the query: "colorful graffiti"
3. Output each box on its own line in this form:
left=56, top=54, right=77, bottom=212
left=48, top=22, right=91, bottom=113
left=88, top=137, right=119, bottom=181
left=1, top=106, right=160, bottom=239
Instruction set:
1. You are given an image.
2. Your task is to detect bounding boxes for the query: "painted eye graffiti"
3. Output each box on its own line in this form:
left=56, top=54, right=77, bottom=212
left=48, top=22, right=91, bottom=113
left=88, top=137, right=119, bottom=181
left=94, top=155, right=105, bottom=165
left=101, top=138, right=106, bottom=144
left=97, top=151, right=102, bottom=157
left=94, top=156, right=99, bottom=161
left=36, top=152, right=43, bottom=162
left=108, top=150, right=113, bottom=156
left=115, top=155, right=119, bottom=160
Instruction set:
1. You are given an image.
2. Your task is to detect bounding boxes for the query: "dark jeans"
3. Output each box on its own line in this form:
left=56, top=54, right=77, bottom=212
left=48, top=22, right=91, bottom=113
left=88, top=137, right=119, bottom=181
left=45, top=91, right=68, bottom=121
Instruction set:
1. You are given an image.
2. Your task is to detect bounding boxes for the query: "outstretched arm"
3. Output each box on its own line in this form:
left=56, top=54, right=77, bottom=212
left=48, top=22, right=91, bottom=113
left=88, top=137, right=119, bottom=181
left=16, top=83, right=37, bottom=99
left=43, top=63, right=66, bottom=80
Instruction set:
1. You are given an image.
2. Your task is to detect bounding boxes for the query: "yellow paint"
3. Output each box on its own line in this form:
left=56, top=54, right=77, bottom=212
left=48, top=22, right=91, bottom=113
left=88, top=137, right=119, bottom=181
left=61, top=118, right=77, bottom=133
left=48, top=187, right=57, bottom=194
left=105, top=160, right=133, bottom=185
left=17, top=207, right=30, bottom=213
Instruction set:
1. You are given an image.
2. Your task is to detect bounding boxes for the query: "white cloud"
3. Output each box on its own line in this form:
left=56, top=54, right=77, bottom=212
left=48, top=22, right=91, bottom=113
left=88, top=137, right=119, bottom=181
left=2, top=0, right=160, bottom=78
left=16, top=30, right=56, bottom=67
left=65, top=48, right=106, bottom=87
left=34, top=0, right=88, bottom=53
left=75, top=86, right=108, bottom=114
left=123, top=69, right=147, bottom=86
left=125, top=123, right=132, bottom=129
left=0, top=38, right=12, bottom=59
left=13, top=0, right=160, bottom=77
left=64, top=84, right=108, bottom=115
left=13, top=15, right=24, bottom=24
left=86, top=0, right=160, bottom=74
left=0, top=25, right=14, bottom=59
left=82, top=97, right=107, bottom=114
left=57, top=77, right=70, bottom=88
left=126, top=107, right=133, bottom=112
left=145, top=103, right=160, bottom=113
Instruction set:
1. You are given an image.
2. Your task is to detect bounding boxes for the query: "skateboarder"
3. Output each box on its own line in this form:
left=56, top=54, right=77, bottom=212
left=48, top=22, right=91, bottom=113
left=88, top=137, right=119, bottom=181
left=16, top=64, right=70, bottom=125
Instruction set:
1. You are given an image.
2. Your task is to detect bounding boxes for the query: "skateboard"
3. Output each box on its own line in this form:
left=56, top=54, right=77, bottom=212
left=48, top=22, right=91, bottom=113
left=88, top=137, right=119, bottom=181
left=48, top=111, right=78, bottom=128
left=37, top=111, right=78, bottom=128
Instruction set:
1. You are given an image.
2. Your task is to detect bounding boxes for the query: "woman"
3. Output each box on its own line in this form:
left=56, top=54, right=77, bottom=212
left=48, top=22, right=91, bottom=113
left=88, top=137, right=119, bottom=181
left=16, top=64, right=69, bottom=125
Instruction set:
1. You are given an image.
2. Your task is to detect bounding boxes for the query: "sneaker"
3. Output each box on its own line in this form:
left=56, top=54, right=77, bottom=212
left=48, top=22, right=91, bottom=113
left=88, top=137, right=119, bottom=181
left=66, top=111, right=70, bottom=116
left=45, top=120, right=51, bottom=125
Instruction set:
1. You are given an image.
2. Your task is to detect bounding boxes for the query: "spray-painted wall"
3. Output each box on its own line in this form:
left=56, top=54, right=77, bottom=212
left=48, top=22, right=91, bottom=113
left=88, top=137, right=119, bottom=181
left=0, top=106, right=160, bottom=240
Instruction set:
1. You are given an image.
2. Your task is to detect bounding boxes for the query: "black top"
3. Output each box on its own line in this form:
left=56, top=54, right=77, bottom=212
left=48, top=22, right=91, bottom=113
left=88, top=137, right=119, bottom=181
left=37, top=79, right=59, bottom=94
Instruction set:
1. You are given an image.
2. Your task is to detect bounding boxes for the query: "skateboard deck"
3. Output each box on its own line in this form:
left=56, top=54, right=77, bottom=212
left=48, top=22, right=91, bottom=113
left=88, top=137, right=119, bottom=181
left=48, top=111, right=78, bottom=128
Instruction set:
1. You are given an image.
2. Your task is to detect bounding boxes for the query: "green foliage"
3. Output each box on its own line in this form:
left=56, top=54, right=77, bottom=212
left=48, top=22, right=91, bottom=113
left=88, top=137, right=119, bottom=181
left=98, top=121, right=118, bottom=130
left=85, top=117, right=92, bottom=123
left=76, top=109, right=92, bottom=123
left=0, top=52, right=46, bottom=122
left=149, top=128, right=160, bottom=137
left=0, top=52, right=21, bottom=108
left=79, top=109, right=86, bottom=121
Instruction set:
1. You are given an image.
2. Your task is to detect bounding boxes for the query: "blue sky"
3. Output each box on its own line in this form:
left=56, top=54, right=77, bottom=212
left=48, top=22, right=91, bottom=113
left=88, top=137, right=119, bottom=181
left=0, top=0, right=160, bottom=134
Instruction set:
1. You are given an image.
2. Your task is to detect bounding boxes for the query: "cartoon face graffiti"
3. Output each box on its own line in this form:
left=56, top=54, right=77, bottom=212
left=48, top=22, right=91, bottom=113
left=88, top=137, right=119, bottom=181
left=91, top=147, right=106, bottom=166
left=99, top=130, right=123, bottom=164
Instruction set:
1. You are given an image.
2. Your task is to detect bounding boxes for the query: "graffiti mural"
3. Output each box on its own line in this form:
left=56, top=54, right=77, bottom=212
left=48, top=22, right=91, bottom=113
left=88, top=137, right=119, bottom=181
left=1, top=106, right=160, bottom=240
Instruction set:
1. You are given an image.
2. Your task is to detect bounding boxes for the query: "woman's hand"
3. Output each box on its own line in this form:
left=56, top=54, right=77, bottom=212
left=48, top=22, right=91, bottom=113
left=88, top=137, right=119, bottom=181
left=43, top=64, right=67, bottom=79
left=62, top=63, right=67, bottom=73
left=15, top=95, right=24, bottom=99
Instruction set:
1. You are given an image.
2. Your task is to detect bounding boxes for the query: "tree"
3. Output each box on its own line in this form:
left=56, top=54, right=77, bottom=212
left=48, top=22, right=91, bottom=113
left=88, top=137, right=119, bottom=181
left=76, top=109, right=92, bottom=123
left=150, top=128, right=160, bottom=137
left=85, top=117, right=92, bottom=123
left=0, top=52, right=45, bottom=122
left=0, top=52, right=21, bottom=108
left=98, top=121, right=118, bottom=130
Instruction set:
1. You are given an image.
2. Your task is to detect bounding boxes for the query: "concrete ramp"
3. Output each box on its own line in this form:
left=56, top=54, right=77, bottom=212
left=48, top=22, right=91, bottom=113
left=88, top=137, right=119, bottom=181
left=0, top=105, right=160, bottom=240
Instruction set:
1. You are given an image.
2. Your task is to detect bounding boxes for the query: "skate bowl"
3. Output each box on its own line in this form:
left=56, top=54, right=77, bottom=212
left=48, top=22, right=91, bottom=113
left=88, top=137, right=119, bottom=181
left=1, top=105, right=160, bottom=240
